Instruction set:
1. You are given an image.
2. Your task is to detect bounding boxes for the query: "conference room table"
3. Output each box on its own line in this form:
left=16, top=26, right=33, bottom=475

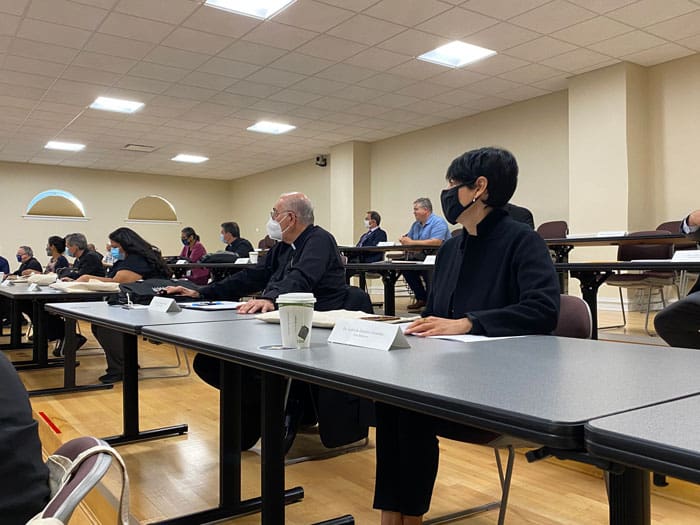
left=555, top=260, right=700, bottom=338
left=0, top=282, right=112, bottom=370
left=167, top=261, right=256, bottom=281
left=141, top=321, right=700, bottom=525
left=344, top=261, right=434, bottom=315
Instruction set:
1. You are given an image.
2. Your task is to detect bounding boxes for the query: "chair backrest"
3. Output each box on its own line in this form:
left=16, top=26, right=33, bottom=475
left=536, top=220, right=568, bottom=239
left=451, top=228, right=462, bottom=238
left=656, top=220, right=682, bottom=234
left=553, top=295, right=592, bottom=339
left=617, top=230, right=674, bottom=261
left=343, top=286, right=373, bottom=314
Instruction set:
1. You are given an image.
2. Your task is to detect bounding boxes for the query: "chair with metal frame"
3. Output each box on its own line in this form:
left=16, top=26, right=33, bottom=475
left=425, top=294, right=591, bottom=525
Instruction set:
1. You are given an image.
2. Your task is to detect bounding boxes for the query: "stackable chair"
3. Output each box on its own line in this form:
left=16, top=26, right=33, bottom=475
left=657, top=220, right=697, bottom=295
left=425, top=295, right=591, bottom=525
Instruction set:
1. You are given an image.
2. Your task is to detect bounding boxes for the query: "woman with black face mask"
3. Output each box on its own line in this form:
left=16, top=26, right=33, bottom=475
left=179, top=227, right=209, bottom=285
left=372, top=147, right=560, bottom=525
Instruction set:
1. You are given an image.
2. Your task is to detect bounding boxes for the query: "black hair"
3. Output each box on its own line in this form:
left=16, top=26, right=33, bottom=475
left=181, top=227, right=200, bottom=242
left=108, top=227, right=171, bottom=277
left=367, top=210, right=381, bottom=226
left=221, top=221, right=240, bottom=238
left=445, top=147, right=518, bottom=207
left=48, top=235, right=66, bottom=254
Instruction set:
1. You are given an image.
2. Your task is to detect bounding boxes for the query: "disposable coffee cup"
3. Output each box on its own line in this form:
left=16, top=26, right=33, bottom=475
left=277, top=292, right=316, bottom=348
left=249, top=251, right=259, bottom=264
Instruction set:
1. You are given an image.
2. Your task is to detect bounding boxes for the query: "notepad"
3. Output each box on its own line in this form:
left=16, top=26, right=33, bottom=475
left=181, top=301, right=243, bottom=311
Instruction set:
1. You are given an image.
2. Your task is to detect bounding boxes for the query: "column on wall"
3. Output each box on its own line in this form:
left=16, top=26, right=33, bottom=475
left=329, top=141, right=371, bottom=246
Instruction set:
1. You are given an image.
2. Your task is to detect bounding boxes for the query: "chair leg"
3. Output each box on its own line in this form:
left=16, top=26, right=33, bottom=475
left=599, top=288, right=626, bottom=330
left=644, top=288, right=659, bottom=337
left=139, top=345, right=191, bottom=379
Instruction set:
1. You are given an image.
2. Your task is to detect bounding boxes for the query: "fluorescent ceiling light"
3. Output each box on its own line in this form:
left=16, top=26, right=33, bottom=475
left=247, top=121, right=296, bottom=135
left=45, top=141, right=85, bottom=152
left=418, top=41, right=496, bottom=68
left=89, top=96, right=144, bottom=114
left=172, top=154, right=209, bottom=164
left=204, top=0, right=296, bottom=19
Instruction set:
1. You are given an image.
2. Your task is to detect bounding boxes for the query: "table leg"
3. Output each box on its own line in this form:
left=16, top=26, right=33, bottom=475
left=381, top=270, right=398, bottom=316
left=607, top=468, right=650, bottom=525
left=570, top=270, right=613, bottom=340
left=1, top=298, right=32, bottom=351
left=11, top=300, right=63, bottom=369
left=261, top=371, right=288, bottom=524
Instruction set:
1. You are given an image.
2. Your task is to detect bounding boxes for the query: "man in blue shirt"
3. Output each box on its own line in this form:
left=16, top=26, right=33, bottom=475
left=399, top=197, right=449, bottom=311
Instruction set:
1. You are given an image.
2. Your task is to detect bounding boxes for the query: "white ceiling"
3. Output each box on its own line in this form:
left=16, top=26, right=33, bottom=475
left=1, top=0, right=699, bottom=180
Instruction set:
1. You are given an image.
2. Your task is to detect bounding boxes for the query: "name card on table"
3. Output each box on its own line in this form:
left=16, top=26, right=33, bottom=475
left=423, top=255, right=436, bottom=264
left=328, top=318, right=410, bottom=351
left=673, top=250, right=700, bottom=261
left=175, top=259, right=188, bottom=265
left=376, top=241, right=396, bottom=247
left=27, top=283, right=41, bottom=292
left=234, top=258, right=250, bottom=264
left=1, top=279, right=13, bottom=287
left=148, top=296, right=181, bottom=313
left=597, top=230, right=627, bottom=237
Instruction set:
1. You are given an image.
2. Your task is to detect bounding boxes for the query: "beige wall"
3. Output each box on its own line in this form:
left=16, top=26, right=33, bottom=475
left=0, top=161, right=231, bottom=264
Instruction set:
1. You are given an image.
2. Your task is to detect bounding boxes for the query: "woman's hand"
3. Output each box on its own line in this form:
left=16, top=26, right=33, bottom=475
left=404, top=316, right=472, bottom=337
left=164, top=285, right=200, bottom=298
left=237, top=298, right=275, bottom=314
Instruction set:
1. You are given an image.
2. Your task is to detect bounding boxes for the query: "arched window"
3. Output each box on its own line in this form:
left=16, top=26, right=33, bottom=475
left=127, top=195, right=178, bottom=222
left=25, top=189, right=87, bottom=219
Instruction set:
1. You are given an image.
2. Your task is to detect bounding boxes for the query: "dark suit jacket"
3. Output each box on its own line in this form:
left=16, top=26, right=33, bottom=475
left=355, top=227, right=388, bottom=263
left=504, top=203, right=535, bottom=229
left=681, top=215, right=700, bottom=295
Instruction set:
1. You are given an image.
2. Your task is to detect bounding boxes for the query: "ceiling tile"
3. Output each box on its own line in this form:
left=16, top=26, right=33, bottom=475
left=226, top=80, right=282, bottom=98
left=183, top=4, right=260, bottom=37
left=379, top=29, right=450, bottom=56
left=129, top=61, right=189, bottom=82
left=566, top=0, right=640, bottom=15
left=333, top=84, right=387, bottom=102
left=540, top=47, right=613, bottom=72
left=344, top=47, right=412, bottom=71
left=395, top=81, right=453, bottom=99
left=346, top=102, right=392, bottom=116
left=430, top=68, right=488, bottom=87
left=3, top=55, right=68, bottom=77
left=0, top=0, right=29, bottom=16
left=432, top=88, right=483, bottom=106
left=161, top=27, right=233, bottom=55
left=498, top=63, right=564, bottom=83
left=607, top=0, right=698, bottom=27
left=552, top=16, right=633, bottom=46
left=388, top=59, right=448, bottom=80
left=295, top=34, right=368, bottom=61
left=289, top=76, right=348, bottom=95
left=98, top=12, right=174, bottom=44
left=180, top=71, right=237, bottom=91
left=365, top=0, right=451, bottom=26
left=678, top=33, right=700, bottom=50
left=0, top=36, right=10, bottom=52
left=646, top=9, right=700, bottom=40
left=17, top=18, right=92, bottom=48
left=358, top=72, right=416, bottom=91
left=306, top=96, right=357, bottom=110
left=245, top=67, right=307, bottom=88
left=60, top=65, right=122, bottom=85
left=243, top=21, right=318, bottom=50
left=589, top=30, right=667, bottom=56
left=498, top=84, right=550, bottom=101
left=114, top=0, right=198, bottom=24
left=569, top=58, right=618, bottom=75
left=218, top=40, right=288, bottom=66
left=510, top=1, right=596, bottom=33
left=622, top=42, right=696, bottom=66
left=0, top=14, right=21, bottom=35
left=466, top=77, right=523, bottom=94
left=465, top=22, right=540, bottom=51
left=268, top=88, right=323, bottom=105
left=115, top=74, right=171, bottom=93
left=269, top=52, right=335, bottom=75
left=407, top=99, right=455, bottom=115
left=27, top=0, right=108, bottom=30
left=417, top=7, right=499, bottom=39
left=327, top=14, right=405, bottom=46
left=468, top=95, right=512, bottom=111
left=83, top=33, right=154, bottom=60
left=197, top=57, right=261, bottom=79
left=209, top=92, right=263, bottom=108
left=315, top=63, right=377, bottom=82
left=505, top=36, right=577, bottom=61
left=273, top=0, right=355, bottom=32
left=144, top=46, right=210, bottom=69
left=73, top=51, right=137, bottom=74
left=466, top=53, right=530, bottom=75
left=461, top=0, right=552, bottom=19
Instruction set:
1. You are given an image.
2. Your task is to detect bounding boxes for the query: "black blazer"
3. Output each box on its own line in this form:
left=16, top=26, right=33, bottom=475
left=356, top=228, right=388, bottom=263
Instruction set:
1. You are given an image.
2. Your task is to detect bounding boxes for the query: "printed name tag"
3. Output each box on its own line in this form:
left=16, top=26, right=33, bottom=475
left=148, top=296, right=181, bottom=313
left=175, top=259, right=187, bottom=265
left=27, top=283, right=40, bottom=292
left=423, top=255, right=436, bottom=264
left=234, top=258, right=250, bottom=264
left=328, top=318, right=410, bottom=351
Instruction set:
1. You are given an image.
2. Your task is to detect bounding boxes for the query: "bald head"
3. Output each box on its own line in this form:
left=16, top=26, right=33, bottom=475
left=277, top=192, right=314, bottom=225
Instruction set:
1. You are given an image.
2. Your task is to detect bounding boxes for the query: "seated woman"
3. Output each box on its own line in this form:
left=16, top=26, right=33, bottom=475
left=373, top=147, right=560, bottom=525
left=77, top=227, right=171, bottom=383
left=179, top=226, right=209, bottom=285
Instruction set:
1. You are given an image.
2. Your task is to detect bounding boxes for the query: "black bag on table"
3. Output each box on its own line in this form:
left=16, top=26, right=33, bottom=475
left=200, top=251, right=238, bottom=263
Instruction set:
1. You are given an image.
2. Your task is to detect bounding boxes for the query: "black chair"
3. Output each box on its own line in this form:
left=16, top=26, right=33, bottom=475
left=425, top=295, right=590, bottom=525
left=657, top=220, right=696, bottom=295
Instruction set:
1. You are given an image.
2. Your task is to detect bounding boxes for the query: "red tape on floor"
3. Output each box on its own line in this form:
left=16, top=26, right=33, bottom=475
left=38, top=411, right=62, bottom=434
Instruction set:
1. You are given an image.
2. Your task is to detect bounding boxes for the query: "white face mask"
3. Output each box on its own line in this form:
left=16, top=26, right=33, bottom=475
left=220, top=233, right=226, bottom=243
left=364, top=219, right=371, bottom=228
left=266, top=216, right=285, bottom=241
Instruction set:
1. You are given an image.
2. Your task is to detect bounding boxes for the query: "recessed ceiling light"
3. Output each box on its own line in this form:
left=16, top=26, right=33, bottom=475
left=418, top=41, right=496, bottom=68
left=45, top=141, right=85, bottom=152
left=247, top=121, right=296, bottom=135
left=172, top=154, right=209, bottom=164
left=89, top=96, right=144, bottom=114
left=204, top=0, right=296, bottom=19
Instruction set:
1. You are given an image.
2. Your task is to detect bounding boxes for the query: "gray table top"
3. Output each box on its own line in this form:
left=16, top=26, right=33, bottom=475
left=585, top=395, right=700, bottom=483
left=0, top=282, right=110, bottom=300
left=141, top=321, right=700, bottom=449
left=46, top=301, right=254, bottom=334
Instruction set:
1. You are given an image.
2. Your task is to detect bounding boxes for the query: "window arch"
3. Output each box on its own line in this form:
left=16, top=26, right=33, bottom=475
left=127, top=195, right=178, bottom=222
left=25, top=189, right=86, bottom=218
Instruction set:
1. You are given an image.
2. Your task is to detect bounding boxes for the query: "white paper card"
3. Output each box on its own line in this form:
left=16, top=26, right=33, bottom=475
left=597, top=230, right=627, bottom=237
left=175, top=259, right=187, bottom=265
left=1, top=279, right=12, bottom=287
left=148, top=296, right=181, bottom=313
left=376, top=241, right=395, bottom=247
left=423, top=255, right=436, bottom=265
left=27, top=283, right=40, bottom=291
left=673, top=250, right=700, bottom=261
left=328, top=318, right=410, bottom=351
left=234, top=258, right=249, bottom=264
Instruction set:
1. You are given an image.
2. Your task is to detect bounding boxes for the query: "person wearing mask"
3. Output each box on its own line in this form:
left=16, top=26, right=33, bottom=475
left=372, top=147, right=560, bottom=525
left=77, top=227, right=171, bottom=383
left=0, top=352, right=50, bottom=522
left=62, top=233, right=105, bottom=281
left=355, top=210, right=388, bottom=263
left=165, top=192, right=350, bottom=450
left=7, top=246, right=42, bottom=278
left=179, top=227, right=209, bottom=285
left=220, top=221, right=254, bottom=258
left=399, top=198, right=450, bottom=311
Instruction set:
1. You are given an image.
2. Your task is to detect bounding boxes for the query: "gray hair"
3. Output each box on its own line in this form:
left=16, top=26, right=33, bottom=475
left=413, top=197, right=433, bottom=213
left=19, top=245, right=33, bottom=257
left=282, top=192, right=314, bottom=225
left=65, top=233, right=88, bottom=251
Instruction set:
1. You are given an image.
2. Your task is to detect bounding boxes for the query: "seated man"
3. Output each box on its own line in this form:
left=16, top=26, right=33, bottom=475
left=0, top=255, right=10, bottom=275
left=221, top=221, right=254, bottom=258
left=654, top=209, right=700, bottom=348
left=399, top=198, right=450, bottom=311
left=167, top=192, right=361, bottom=451
left=353, top=210, right=387, bottom=263
left=9, top=246, right=42, bottom=278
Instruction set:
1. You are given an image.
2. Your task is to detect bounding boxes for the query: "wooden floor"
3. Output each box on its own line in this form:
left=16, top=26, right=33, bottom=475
left=9, top=301, right=700, bottom=524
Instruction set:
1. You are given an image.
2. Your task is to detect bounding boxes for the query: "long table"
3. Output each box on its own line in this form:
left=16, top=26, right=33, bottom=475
left=141, top=322, right=700, bottom=524
left=546, top=233, right=695, bottom=263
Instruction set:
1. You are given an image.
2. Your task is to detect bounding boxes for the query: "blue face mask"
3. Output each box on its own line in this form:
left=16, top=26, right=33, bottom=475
left=220, top=233, right=226, bottom=243
left=16, top=254, right=23, bottom=263
left=110, top=247, right=122, bottom=261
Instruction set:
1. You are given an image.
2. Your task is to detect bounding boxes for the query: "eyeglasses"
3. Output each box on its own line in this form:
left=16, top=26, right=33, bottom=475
left=270, top=209, right=293, bottom=219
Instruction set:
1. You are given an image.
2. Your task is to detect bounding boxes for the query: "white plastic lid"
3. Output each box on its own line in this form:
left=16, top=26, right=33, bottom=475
left=276, top=292, right=316, bottom=304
